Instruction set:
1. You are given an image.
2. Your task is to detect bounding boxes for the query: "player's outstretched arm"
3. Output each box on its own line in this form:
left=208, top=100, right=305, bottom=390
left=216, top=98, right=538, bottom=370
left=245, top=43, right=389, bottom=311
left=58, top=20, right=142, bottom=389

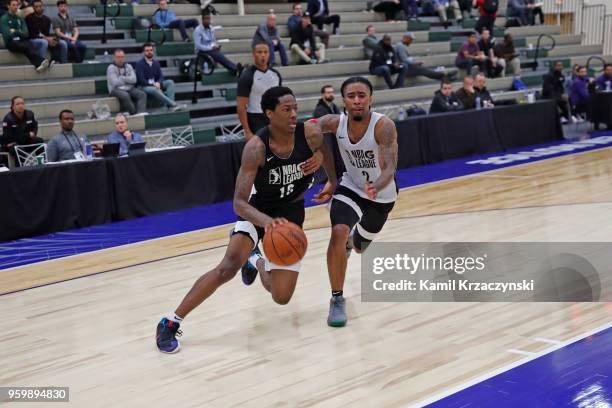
left=370, top=116, right=398, bottom=196
left=233, top=137, right=275, bottom=228
left=304, top=118, right=338, bottom=185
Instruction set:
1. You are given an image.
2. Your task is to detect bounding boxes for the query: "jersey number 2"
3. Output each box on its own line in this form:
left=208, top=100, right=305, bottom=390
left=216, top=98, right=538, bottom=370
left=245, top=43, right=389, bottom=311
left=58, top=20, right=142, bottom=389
left=362, top=171, right=371, bottom=183
left=280, top=183, right=294, bottom=198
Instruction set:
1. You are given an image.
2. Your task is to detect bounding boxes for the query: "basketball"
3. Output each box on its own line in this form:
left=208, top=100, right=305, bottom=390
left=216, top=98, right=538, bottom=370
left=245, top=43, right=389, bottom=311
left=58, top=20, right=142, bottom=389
left=262, top=222, right=308, bottom=265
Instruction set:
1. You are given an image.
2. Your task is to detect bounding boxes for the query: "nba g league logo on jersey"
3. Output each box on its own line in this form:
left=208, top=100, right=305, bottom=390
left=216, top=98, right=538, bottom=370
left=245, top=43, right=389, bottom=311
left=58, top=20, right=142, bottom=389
left=345, top=149, right=376, bottom=169
left=268, top=163, right=305, bottom=185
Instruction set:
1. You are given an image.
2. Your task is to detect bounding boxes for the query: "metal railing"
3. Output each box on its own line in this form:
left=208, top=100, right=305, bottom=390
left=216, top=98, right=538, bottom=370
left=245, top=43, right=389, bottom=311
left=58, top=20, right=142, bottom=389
left=191, top=53, right=216, bottom=104
left=101, top=0, right=121, bottom=44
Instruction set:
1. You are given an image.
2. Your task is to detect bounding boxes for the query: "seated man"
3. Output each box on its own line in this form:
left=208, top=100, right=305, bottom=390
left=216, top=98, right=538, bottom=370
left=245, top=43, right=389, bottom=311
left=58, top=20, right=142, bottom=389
left=362, top=25, right=378, bottom=60
left=370, top=34, right=409, bottom=89
left=135, top=43, right=184, bottom=112
left=430, top=79, right=464, bottom=113
left=0, top=0, right=49, bottom=71
left=477, top=29, right=503, bottom=78
left=455, top=75, right=477, bottom=109
left=194, top=8, right=241, bottom=76
left=107, top=113, right=143, bottom=156
left=474, top=72, right=494, bottom=107
left=1, top=96, right=44, bottom=163
left=455, top=31, right=485, bottom=75
left=395, top=31, right=457, bottom=81
left=52, top=0, right=86, bottom=63
left=595, top=63, right=612, bottom=91
left=307, top=0, right=340, bottom=35
left=506, top=0, right=532, bottom=26
left=253, top=13, right=288, bottom=67
left=542, top=60, right=571, bottom=123
left=154, top=0, right=198, bottom=43
left=290, top=11, right=325, bottom=64
left=433, top=0, right=462, bottom=26
left=569, top=65, right=593, bottom=119
left=372, top=0, right=403, bottom=21
left=107, top=48, right=147, bottom=115
left=287, top=3, right=329, bottom=48
left=493, top=33, right=521, bottom=77
left=26, top=0, right=65, bottom=63
left=47, top=109, right=85, bottom=162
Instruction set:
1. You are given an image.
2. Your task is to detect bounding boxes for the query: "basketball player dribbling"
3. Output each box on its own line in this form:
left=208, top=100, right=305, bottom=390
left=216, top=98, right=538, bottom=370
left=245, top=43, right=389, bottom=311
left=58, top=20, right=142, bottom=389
left=307, top=76, right=398, bottom=327
left=156, top=86, right=337, bottom=353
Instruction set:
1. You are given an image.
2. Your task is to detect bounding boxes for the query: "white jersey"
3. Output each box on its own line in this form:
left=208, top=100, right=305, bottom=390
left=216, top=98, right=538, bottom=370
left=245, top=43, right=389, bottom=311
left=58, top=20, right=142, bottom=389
left=335, top=112, right=397, bottom=203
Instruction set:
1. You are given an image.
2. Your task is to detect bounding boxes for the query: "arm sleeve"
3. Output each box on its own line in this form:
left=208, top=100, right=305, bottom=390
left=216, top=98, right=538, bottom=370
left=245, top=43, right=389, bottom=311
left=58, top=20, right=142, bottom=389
left=46, top=139, right=58, bottom=162
left=124, top=64, right=137, bottom=85
left=107, top=65, right=124, bottom=89
left=236, top=68, right=253, bottom=97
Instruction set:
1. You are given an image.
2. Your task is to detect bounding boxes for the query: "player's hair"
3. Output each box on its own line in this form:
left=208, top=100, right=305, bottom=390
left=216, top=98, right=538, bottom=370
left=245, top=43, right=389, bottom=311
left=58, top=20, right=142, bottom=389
left=340, top=76, right=373, bottom=97
left=10, top=96, right=23, bottom=110
left=261, top=86, right=294, bottom=114
left=59, top=109, right=73, bottom=120
left=142, top=42, right=154, bottom=52
left=252, top=41, right=268, bottom=51
left=321, top=85, right=333, bottom=94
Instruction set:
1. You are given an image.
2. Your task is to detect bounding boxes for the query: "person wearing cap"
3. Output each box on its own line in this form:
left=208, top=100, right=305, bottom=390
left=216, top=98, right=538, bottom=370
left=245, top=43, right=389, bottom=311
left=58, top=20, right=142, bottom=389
left=369, top=33, right=409, bottom=89
left=193, top=8, right=242, bottom=76
left=290, top=11, right=326, bottom=64
left=395, top=32, right=457, bottom=81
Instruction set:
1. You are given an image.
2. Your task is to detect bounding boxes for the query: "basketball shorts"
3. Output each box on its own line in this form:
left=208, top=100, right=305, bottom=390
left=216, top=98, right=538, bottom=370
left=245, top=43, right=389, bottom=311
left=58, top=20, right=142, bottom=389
left=330, top=185, right=395, bottom=251
left=233, top=199, right=305, bottom=272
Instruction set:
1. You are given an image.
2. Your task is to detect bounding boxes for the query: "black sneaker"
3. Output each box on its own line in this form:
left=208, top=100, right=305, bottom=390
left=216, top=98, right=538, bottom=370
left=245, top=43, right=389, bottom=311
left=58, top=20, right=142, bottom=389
left=156, top=317, right=182, bottom=353
left=241, top=246, right=262, bottom=285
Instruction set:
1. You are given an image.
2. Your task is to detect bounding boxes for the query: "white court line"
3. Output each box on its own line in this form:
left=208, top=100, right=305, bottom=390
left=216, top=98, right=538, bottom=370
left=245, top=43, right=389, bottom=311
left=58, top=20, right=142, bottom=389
left=533, top=337, right=563, bottom=345
left=406, top=321, right=612, bottom=408
left=506, top=349, right=537, bottom=356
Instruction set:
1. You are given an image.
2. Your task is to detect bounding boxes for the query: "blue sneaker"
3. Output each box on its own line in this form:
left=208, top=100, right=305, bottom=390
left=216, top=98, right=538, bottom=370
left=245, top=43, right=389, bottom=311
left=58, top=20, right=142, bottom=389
left=156, top=318, right=182, bottom=353
left=327, top=296, right=347, bottom=327
left=241, top=246, right=262, bottom=286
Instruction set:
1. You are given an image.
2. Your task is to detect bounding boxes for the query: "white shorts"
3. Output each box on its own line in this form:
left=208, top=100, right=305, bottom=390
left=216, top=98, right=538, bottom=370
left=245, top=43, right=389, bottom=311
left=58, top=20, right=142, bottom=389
left=233, top=220, right=301, bottom=273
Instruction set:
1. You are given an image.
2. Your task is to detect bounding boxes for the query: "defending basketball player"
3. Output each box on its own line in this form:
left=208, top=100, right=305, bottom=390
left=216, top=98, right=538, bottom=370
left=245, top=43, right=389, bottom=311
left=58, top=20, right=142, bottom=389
left=307, top=76, right=398, bottom=327
left=156, top=86, right=337, bottom=353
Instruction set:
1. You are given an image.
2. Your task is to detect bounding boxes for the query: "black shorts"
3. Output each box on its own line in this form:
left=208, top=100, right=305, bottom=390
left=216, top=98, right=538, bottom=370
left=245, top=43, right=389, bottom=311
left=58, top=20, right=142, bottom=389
left=330, top=185, right=395, bottom=248
left=233, top=199, right=305, bottom=248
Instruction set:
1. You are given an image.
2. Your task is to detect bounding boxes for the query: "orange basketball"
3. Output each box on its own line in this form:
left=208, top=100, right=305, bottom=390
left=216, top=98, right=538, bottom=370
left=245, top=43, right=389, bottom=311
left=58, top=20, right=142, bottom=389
left=262, top=222, right=308, bottom=266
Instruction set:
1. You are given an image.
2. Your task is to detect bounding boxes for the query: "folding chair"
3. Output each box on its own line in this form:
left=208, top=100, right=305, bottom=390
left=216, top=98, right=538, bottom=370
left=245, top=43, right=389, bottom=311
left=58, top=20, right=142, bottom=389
left=14, top=143, right=47, bottom=167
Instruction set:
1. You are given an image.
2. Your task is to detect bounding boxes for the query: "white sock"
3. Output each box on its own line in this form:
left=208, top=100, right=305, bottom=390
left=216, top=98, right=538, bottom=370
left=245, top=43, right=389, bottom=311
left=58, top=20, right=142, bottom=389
left=167, top=313, right=183, bottom=323
left=248, top=252, right=263, bottom=267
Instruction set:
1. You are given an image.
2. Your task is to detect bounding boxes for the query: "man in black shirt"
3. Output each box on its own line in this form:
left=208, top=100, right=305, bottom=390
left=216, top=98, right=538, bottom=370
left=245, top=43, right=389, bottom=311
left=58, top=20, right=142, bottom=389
left=237, top=42, right=282, bottom=140
left=370, top=34, right=409, bottom=89
left=290, top=11, right=325, bottom=64
left=307, top=0, right=340, bottom=35
left=430, top=79, right=464, bottom=113
left=474, top=72, right=494, bottom=106
left=313, top=85, right=339, bottom=118
left=1, top=96, right=44, bottom=164
left=542, top=60, right=570, bottom=122
left=26, top=0, right=65, bottom=63
left=477, top=29, right=502, bottom=78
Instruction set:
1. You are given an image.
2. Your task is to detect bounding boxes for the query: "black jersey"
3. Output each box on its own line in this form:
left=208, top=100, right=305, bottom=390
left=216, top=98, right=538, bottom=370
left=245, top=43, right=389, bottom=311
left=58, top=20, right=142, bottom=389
left=250, top=123, right=314, bottom=208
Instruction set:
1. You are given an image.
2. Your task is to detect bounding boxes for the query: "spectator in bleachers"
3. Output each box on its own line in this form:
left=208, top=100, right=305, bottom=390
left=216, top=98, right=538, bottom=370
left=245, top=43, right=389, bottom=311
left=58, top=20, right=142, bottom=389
left=542, top=60, right=571, bottom=123
left=362, top=24, right=378, bottom=60
left=474, top=72, right=494, bottom=106
left=313, top=85, right=339, bottom=118
left=472, top=0, right=497, bottom=34
left=372, top=0, right=403, bottom=22
left=155, top=0, right=198, bottom=43
left=47, top=109, right=85, bottom=162
left=430, top=79, right=464, bottom=113
left=569, top=66, right=593, bottom=120
left=477, top=29, right=502, bottom=78
left=107, top=48, right=147, bottom=115
left=26, top=0, right=65, bottom=63
left=458, top=0, right=472, bottom=20
left=526, top=0, right=544, bottom=25
left=107, top=113, right=143, bottom=156
left=0, top=0, right=49, bottom=71
left=288, top=3, right=329, bottom=48
left=253, top=13, right=288, bottom=67
left=493, top=33, right=521, bottom=77
left=135, top=43, right=184, bottom=112
left=432, top=0, right=463, bottom=27
left=455, top=75, right=477, bottom=109
left=565, top=63, right=579, bottom=94
left=595, top=64, right=612, bottom=91
left=52, top=0, right=86, bottom=63
left=236, top=42, right=282, bottom=140
left=1, top=96, right=44, bottom=162
left=395, top=31, right=457, bottom=81
left=369, top=34, right=409, bottom=89
left=290, top=11, right=325, bottom=64
left=455, top=32, right=485, bottom=75
left=307, top=0, right=340, bottom=35
left=506, top=0, right=533, bottom=26
left=194, top=8, right=241, bottom=76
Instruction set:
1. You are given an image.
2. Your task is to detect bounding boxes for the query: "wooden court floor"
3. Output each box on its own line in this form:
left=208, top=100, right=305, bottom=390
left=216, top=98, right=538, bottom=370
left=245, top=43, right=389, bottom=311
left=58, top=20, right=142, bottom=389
left=1, top=147, right=612, bottom=407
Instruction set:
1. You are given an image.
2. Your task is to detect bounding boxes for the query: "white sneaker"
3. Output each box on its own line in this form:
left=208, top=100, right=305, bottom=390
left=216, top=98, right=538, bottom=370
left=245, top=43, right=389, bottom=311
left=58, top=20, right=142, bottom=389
left=560, top=117, right=568, bottom=124
left=36, top=59, right=50, bottom=73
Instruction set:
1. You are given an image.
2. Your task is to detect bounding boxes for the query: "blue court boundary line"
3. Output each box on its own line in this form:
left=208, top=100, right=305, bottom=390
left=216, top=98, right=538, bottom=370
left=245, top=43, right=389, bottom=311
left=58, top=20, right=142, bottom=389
left=409, top=322, right=612, bottom=408
left=1, top=132, right=612, bottom=271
